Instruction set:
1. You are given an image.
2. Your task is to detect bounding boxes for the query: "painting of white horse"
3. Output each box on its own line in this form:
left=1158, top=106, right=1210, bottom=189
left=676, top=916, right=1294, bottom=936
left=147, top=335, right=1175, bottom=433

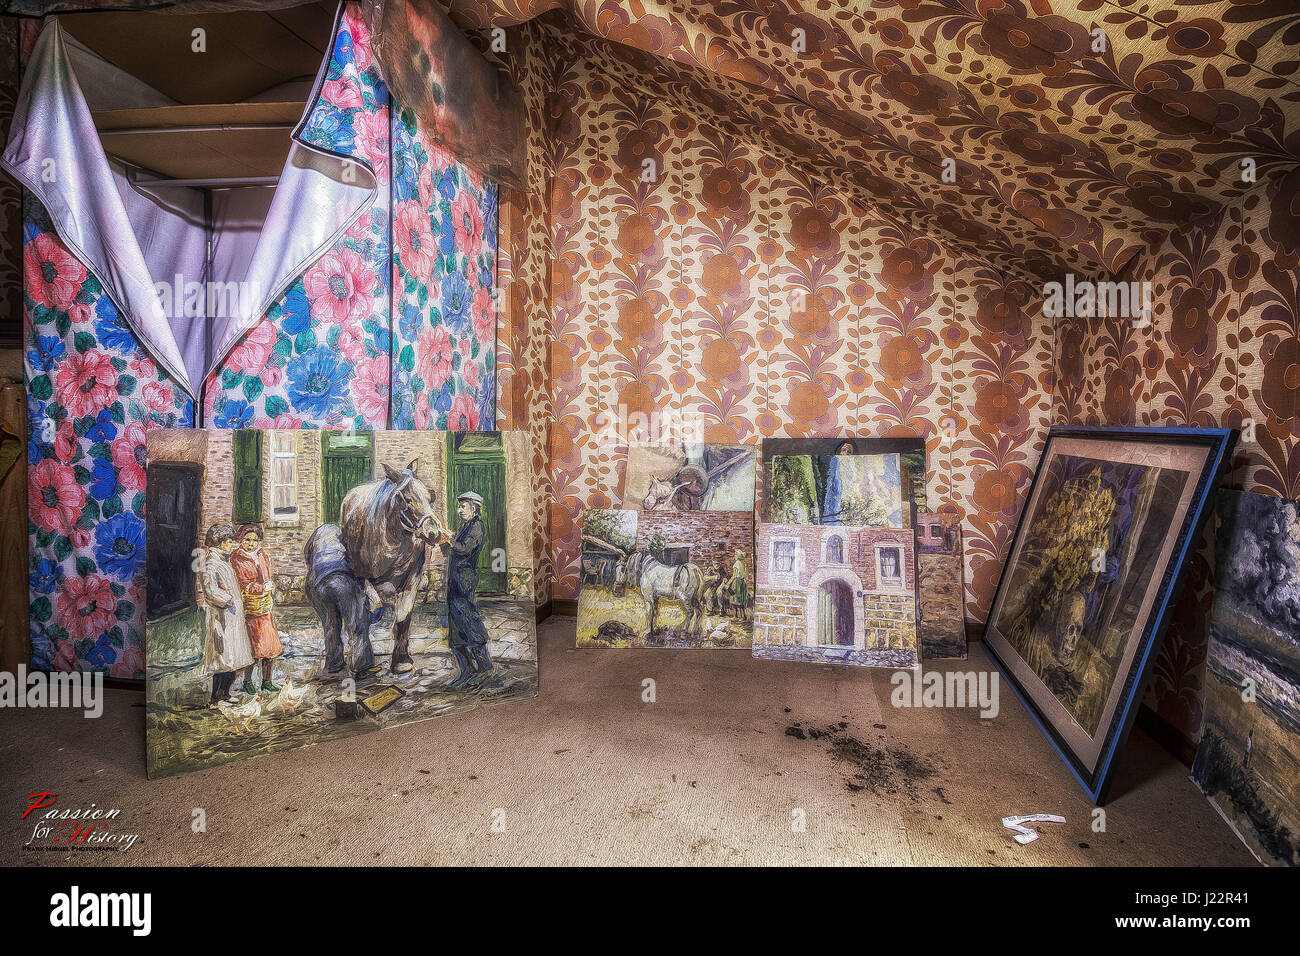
left=576, top=508, right=755, bottom=649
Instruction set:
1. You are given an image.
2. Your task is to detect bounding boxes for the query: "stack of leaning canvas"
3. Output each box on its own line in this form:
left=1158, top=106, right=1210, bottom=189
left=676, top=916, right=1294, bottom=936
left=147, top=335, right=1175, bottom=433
left=573, top=436, right=968, bottom=664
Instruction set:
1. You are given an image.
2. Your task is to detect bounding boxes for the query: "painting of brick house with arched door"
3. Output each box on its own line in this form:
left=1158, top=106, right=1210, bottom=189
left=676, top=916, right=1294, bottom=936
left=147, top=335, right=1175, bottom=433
left=752, top=522, right=917, bottom=667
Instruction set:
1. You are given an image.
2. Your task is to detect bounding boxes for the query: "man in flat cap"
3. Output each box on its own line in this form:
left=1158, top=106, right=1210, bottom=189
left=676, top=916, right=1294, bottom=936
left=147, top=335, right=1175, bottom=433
left=446, top=490, right=494, bottom=688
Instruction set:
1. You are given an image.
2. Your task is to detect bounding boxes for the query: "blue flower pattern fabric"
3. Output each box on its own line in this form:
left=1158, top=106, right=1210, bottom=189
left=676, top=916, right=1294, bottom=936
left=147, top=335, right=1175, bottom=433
left=22, top=195, right=193, bottom=677
left=20, top=2, right=499, bottom=675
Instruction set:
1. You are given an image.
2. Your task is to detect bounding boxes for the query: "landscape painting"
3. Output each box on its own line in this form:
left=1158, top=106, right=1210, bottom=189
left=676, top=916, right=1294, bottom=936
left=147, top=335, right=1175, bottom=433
left=761, top=436, right=925, bottom=525
left=982, top=426, right=1234, bottom=802
left=144, top=429, right=537, bottom=778
left=917, top=512, right=967, bottom=660
left=766, top=452, right=906, bottom=528
left=576, top=508, right=753, bottom=648
left=1191, top=491, right=1300, bottom=867
left=752, top=522, right=917, bottom=667
left=622, top=442, right=756, bottom=511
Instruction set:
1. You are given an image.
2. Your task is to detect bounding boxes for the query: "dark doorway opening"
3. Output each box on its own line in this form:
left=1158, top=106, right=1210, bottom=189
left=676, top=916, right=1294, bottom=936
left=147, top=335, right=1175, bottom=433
left=146, top=462, right=202, bottom=619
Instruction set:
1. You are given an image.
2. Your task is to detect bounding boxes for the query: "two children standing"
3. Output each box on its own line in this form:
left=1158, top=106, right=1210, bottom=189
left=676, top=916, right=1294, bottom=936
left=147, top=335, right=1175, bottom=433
left=201, top=523, right=283, bottom=705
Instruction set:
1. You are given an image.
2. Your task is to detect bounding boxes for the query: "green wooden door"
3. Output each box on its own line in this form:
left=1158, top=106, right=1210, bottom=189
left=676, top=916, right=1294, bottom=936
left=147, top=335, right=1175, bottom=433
left=232, top=430, right=264, bottom=525
left=322, top=432, right=374, bottom=524
left=447, top=432, right=506, bottom=594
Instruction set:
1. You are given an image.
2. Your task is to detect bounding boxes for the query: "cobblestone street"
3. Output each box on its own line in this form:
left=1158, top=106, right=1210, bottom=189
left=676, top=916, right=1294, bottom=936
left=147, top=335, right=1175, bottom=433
left=146, top=598, right=537, bottom=777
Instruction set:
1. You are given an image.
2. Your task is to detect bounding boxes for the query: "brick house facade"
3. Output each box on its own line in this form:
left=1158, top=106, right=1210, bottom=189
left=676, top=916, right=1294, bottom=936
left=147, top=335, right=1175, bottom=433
left=916, top=511, right=959, bottom=554
left=148, top=430, right=534, bottom=615
left=753, top=522, right=917, bottom=666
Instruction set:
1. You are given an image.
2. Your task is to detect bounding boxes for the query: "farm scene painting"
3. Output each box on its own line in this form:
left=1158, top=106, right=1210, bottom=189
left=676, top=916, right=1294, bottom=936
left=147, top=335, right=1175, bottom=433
left=622, top=442, right=756, bottom=512
left=144, top=429, right=537, bottom=778
left=1191, top=491, right=1300, bottom=867
left=576, top=508, right=754, bottom=649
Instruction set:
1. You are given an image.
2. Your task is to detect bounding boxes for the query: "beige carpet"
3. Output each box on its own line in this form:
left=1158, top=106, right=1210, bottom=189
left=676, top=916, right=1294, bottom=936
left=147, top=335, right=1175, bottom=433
left=3, top=616, right=1256, bottom=866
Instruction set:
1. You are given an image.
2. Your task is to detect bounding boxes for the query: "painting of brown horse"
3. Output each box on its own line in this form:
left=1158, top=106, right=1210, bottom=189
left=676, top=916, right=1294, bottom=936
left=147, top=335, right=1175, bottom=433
left=144, top=429, right=538, bottom=779
left=333, top=459, right=445, bottom=675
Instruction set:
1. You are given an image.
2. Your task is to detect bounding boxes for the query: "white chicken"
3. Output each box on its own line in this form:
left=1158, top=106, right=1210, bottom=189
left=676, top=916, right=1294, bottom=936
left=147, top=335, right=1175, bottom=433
left=217, top=695, right=263, bottom=733
left=276, top=679, right=311, bottom=716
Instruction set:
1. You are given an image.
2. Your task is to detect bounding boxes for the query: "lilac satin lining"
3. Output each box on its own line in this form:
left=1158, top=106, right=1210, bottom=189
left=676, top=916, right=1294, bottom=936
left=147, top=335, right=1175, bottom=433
left=1, top=6, right=376, bottom=398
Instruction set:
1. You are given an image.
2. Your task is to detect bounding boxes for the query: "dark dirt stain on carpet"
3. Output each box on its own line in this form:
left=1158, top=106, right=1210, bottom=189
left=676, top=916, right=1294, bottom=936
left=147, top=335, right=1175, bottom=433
left=786, top=721, right=941, bottom=800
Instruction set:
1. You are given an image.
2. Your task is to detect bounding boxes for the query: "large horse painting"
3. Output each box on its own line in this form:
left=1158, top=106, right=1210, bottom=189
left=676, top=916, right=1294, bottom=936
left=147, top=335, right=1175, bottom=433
left=143, top=429, right=538, bottom=778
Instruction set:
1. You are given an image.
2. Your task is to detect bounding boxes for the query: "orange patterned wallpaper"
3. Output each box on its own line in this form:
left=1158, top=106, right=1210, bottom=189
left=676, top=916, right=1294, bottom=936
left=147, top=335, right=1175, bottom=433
left=488, top=17, right=1299, bottom=755
left=451, top=0, right=1300, bottom=288
left=503, top=22, right=1055, bottom=622
left=494, top=19, right=557, bottom=606
left=491, top=19, right=1300, bottom=756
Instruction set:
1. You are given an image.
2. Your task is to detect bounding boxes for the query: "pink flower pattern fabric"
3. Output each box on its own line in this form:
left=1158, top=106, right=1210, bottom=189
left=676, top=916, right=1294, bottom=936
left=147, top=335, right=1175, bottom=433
left=24, top=190, right=194, bottom=677
left=22, top=3, right=499, bottom=674
left=390, top=105, right=498, bottom=430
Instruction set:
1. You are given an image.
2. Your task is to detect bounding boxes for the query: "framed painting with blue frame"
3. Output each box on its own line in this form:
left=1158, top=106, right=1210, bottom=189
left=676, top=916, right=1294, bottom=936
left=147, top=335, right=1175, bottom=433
left=982, top=425, right=1236, bottom=804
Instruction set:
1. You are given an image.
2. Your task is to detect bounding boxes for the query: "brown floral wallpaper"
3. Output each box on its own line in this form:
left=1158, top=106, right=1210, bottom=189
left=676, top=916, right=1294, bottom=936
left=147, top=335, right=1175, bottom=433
left=493, top=18, right=556, bottom=606
left=485, top=5, right=1299, bottom=757
left=450, top=0, right=1300, bottom=283
left=495, top=20, right=1055, bottom=628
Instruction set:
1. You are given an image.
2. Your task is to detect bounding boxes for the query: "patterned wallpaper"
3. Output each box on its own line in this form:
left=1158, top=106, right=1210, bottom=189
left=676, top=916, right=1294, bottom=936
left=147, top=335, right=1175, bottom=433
left=449, top=0, right=1300, bottom=285
left=1056, top=166, right=1300, bottom=745
left=501, top=21, right=1055, bottom=620
left=492, top=16, right=1298, bottom=755
left=493, top=17, right=556, bottom=607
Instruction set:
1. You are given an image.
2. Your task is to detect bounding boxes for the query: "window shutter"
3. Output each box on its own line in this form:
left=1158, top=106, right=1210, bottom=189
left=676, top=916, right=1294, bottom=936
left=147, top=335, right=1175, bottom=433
left=232, top=430, right=263, bottom=524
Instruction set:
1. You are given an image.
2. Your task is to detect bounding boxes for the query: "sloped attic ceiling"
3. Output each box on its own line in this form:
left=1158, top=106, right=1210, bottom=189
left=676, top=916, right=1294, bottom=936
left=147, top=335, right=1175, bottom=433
left=447, top=0, right=1300, bottom=282
left=531, top=13, right=1057, bottom=283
